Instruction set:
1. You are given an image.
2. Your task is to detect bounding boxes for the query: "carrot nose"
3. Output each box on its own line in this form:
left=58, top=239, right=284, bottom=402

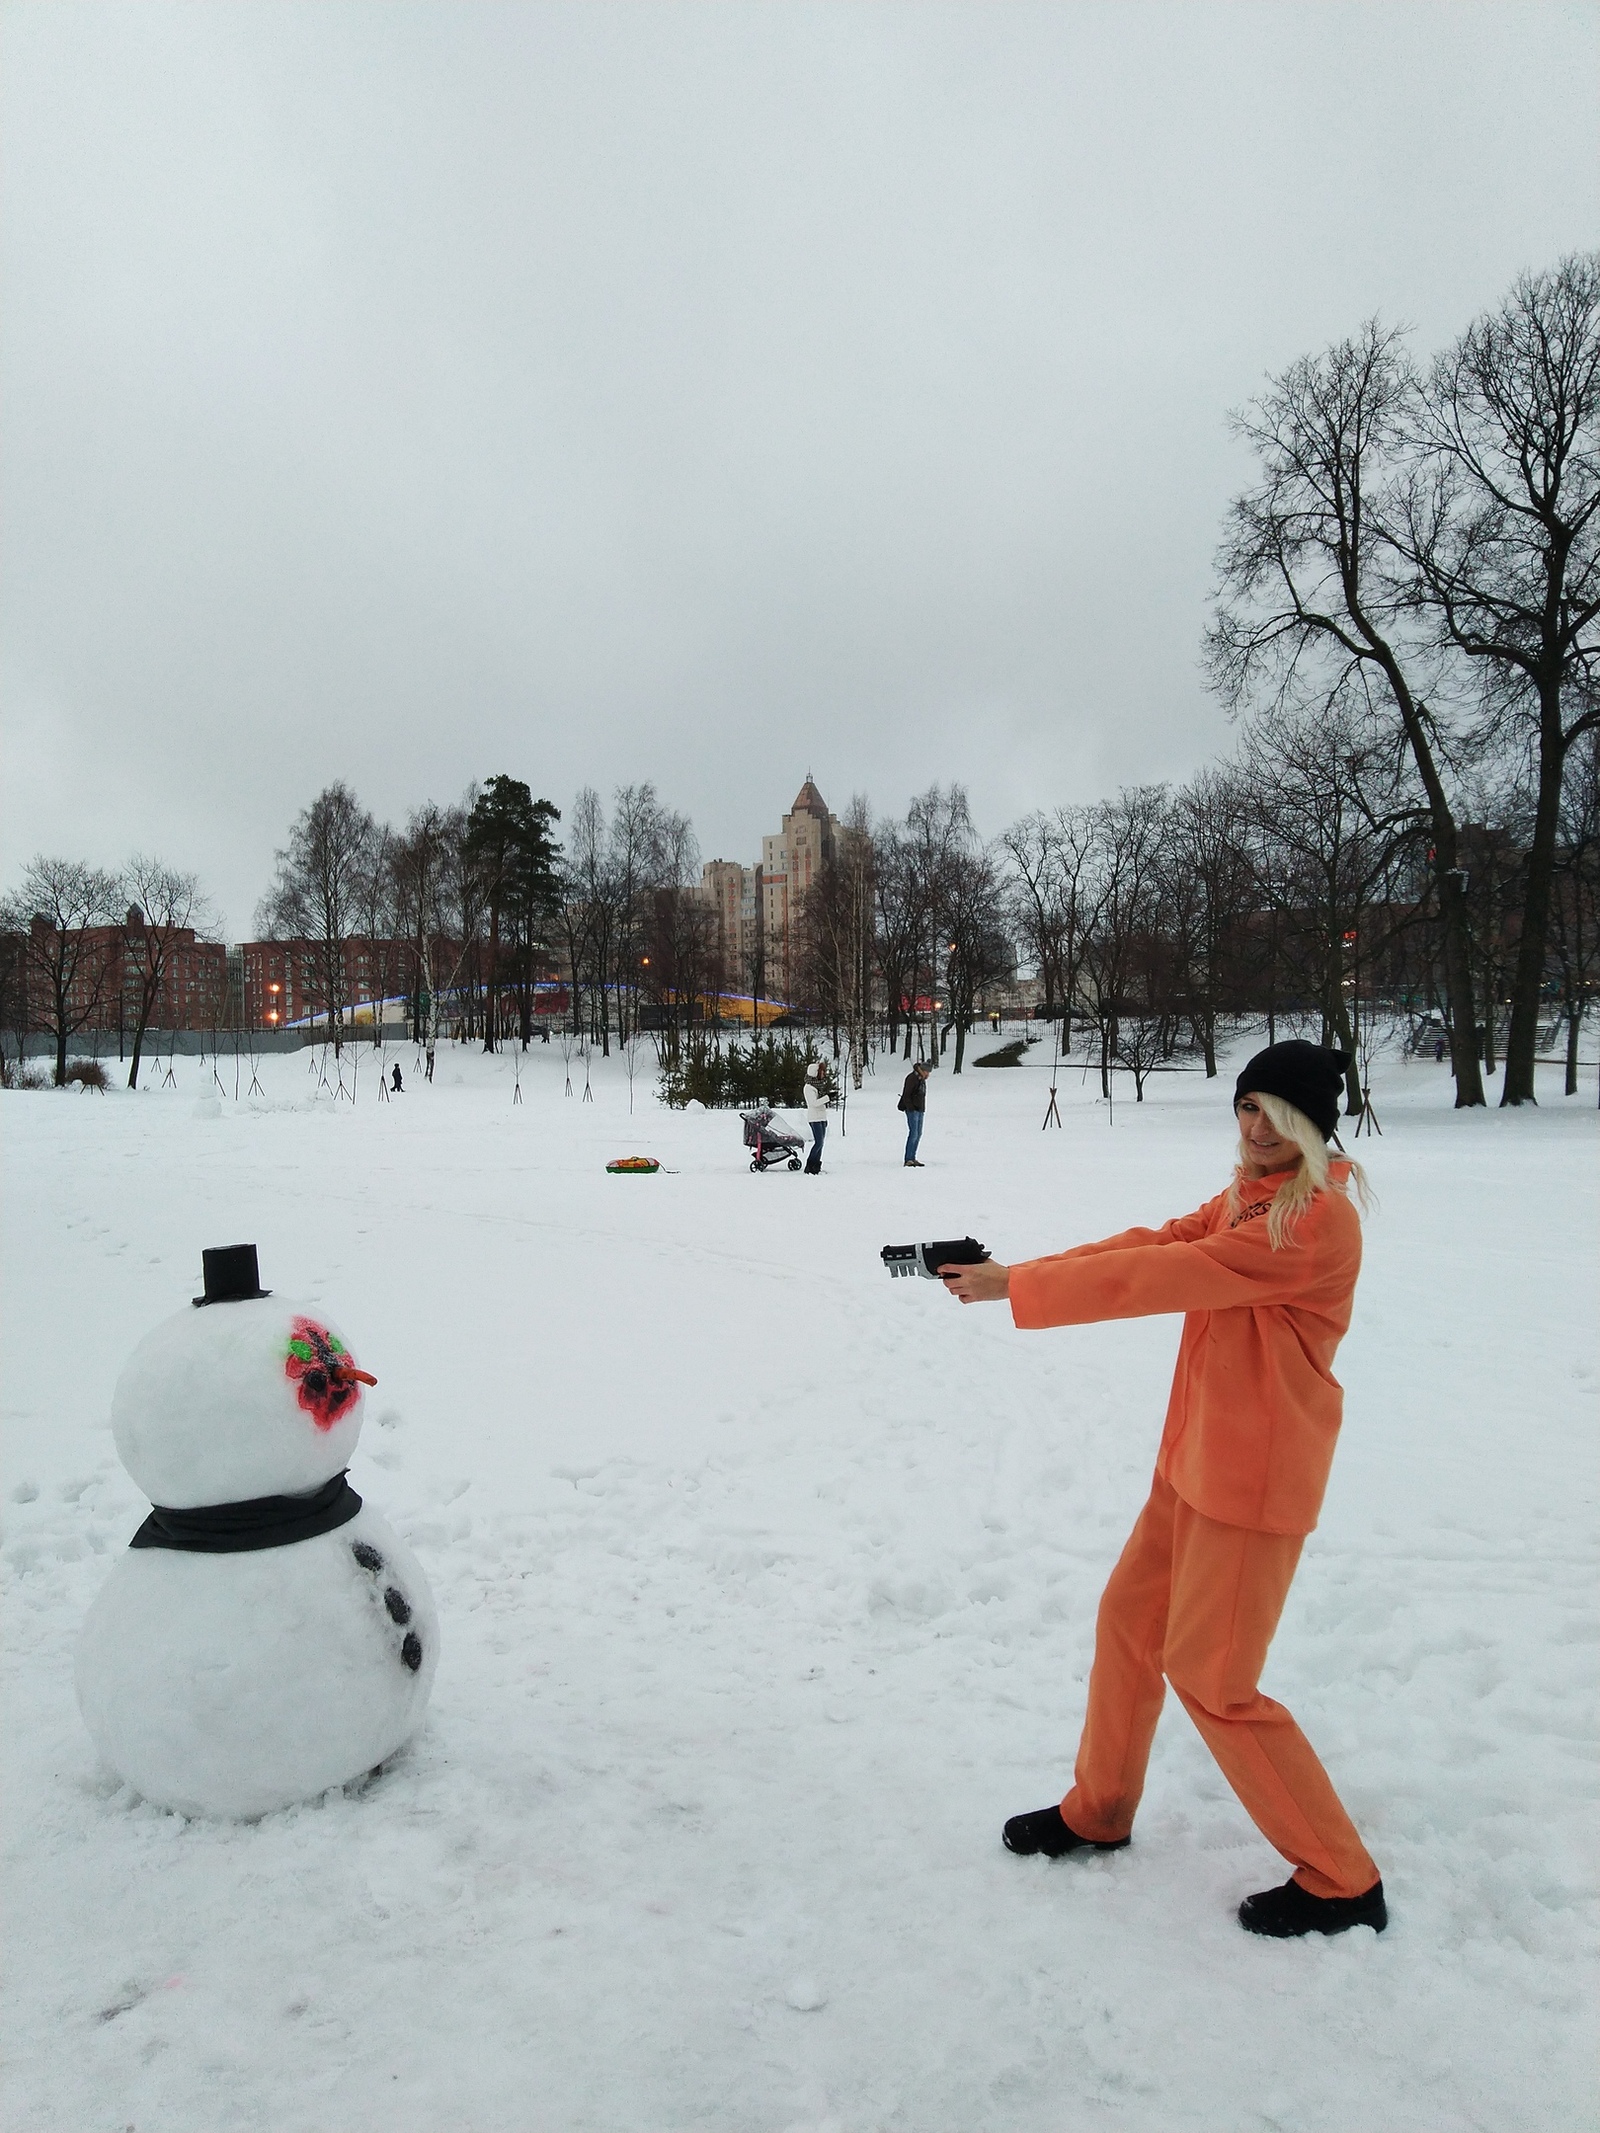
left=333, top=1365, right=378, bottom=1389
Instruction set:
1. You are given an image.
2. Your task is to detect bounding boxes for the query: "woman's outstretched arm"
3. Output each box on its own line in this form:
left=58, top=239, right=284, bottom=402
left=940, top=1198, right=1220, bottom=1303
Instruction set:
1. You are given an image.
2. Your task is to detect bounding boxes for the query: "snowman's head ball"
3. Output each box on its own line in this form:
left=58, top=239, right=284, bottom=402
left=112, top=1296, right=370, bottom=1507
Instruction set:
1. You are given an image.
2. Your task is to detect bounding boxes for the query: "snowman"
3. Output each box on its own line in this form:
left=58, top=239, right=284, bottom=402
left=76, top=1245, right=438, bottom=1817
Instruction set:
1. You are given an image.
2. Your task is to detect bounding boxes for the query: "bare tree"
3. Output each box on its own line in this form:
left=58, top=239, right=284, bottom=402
left=441, top=786, right=487, bottom=1042
left=940, top=837, right=1012, bottom=1073
left=559, top=787, right=611, bottom=1049
left=1207, top=322, right=1487, bottom=1105
left=388, top=801, right=466, bottom=1057
left=357, top=823, right=404, bottom=1045
left=872, top=824, right=922, bottom=1061
left=1406, top=253, right=1600, bottom=1103
left=609, top=783, right=666, bottom=1050
left=1048, top=809, right=1097, bottom=1048
left=0, top=926, right=28, bottom=1076
left=999, top=810, right=1095, bottom=1030
left=0, top=856, right=121, bottom=1084
left=1447, top=761, right=1531, bottom=1076
left=1164, top=769, right=1255, bottom=1076
left=1076, top=787, right=1172, bottom=1100
left=1238, top=707, right=1428, bottom=1110
left=120, top=858, right=217, bottom=1088
left=638, top=807, right=708, bottom=1062
left=796, top=795, right=876, bottom=1085
left=902, top=786, right=974, bottom=1064
left=256, top=783, right=377, bottom=1055
left=1549, top=725, right=1600, bottom=1098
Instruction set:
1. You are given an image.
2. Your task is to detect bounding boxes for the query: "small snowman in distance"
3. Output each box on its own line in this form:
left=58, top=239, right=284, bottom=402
left=76, top=1245, right=438, bottom=1818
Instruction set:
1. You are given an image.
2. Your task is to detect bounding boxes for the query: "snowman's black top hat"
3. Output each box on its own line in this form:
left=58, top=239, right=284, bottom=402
left=193, top=1244, right=271, bottom=1307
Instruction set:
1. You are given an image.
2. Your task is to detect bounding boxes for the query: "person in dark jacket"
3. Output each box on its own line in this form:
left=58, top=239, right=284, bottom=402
left=898, top=1060, right=930, bottom=1165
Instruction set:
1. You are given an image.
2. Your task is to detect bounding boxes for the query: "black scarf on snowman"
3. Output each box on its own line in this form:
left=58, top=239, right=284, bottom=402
left=129, top=1471, right=363, bottom=1553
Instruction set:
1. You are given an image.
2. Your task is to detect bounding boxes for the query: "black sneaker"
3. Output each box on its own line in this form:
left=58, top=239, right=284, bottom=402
left=1002, top=1806, right=1131, bottom=1858
left=1238, top=1876, right=1387, bottom=1938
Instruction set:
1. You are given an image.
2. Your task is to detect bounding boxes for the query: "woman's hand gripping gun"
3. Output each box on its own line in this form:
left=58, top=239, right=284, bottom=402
left=880, top=1237, right=1012, bottom=1302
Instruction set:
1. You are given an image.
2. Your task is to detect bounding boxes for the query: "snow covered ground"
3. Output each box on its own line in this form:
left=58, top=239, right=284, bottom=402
left=3, top=1032, right=1596, bottom=2133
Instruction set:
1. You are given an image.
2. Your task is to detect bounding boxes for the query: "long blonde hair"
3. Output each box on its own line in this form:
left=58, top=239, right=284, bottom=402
left=1229, top=1090, right=1372, bottom=1249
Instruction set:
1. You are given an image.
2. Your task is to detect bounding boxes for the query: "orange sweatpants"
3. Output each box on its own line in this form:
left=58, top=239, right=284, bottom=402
left=1061, top=1474, right=1378, bottom=1900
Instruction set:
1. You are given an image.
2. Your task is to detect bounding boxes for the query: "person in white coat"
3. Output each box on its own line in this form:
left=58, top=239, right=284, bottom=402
left=803, top=1061, right=831, bottom=1174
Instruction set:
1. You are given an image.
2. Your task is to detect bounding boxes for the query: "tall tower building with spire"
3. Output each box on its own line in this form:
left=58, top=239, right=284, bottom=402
left=761, top=776, right=840, bottom=1004
left=695, top=776, right=842, bottom=1012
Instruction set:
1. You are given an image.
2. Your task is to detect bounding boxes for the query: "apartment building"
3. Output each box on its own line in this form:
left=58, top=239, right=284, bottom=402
left=761, top=778, right=839, bottom=1002
left=696, top=859, right=757, bottom=984
left=20, top=911, right=229, bottom=1033
left=696, top=777, right=842, bottom=1006
left=239, top=937, right=421, bottom=1029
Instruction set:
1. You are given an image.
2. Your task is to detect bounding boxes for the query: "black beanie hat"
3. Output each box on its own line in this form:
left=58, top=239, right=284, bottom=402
left=1233, top=1040, right=1351, bottom=1141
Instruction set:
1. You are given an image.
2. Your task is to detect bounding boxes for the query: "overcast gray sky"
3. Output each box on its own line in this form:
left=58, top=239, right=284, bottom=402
left=3, top=0, right=1596, bottom=936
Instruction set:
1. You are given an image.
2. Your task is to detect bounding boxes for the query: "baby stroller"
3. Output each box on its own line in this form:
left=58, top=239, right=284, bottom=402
left=741, top=1108, right=805, bottom=1172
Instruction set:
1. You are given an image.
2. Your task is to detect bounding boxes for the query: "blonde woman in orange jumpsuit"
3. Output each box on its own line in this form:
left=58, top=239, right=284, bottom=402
left=941, top=1041, right=1386, bottom=1938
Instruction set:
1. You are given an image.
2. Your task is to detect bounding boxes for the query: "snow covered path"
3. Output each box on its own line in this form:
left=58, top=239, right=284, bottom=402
left=3, top=1039, right=1596, bottom=2132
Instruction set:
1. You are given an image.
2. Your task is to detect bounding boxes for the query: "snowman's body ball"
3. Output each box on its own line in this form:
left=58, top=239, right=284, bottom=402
left=76, top=1283, right=438, bottom=1818
left=76, top=1503, right=437, bottom=1816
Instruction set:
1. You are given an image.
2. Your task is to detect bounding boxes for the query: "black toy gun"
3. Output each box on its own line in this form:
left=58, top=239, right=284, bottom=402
left=881, top=1236, right=990, bottom=1282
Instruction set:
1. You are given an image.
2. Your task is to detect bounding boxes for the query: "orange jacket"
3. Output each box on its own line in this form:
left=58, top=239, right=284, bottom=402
left=1008, top=1165, right=1361, bottom=1535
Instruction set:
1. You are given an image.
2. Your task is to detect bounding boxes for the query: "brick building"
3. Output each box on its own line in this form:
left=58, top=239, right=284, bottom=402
left=22, top=911, right=229, bottom=1034
left=8, top=917, right=555, bottom=1041
left=239, top=938, right=421, bottom=1031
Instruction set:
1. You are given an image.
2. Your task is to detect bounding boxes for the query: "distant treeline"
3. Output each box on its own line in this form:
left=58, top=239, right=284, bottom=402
left=6, top=254, right=1596, bottom=1107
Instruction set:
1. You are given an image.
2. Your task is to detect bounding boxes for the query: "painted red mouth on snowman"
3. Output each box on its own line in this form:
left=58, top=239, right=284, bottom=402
left=285, top=1318, right=377, bottom=1429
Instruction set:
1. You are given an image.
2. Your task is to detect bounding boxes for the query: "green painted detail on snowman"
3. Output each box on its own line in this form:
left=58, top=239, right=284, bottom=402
left=286, top=1332, right=347, bottom=1364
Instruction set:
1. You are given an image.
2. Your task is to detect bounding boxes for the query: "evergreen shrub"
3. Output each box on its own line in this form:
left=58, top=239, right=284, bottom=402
left=972, top=1039, right=1027, bottom=1067
left=660, top=1035, right=820, bottom=1109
